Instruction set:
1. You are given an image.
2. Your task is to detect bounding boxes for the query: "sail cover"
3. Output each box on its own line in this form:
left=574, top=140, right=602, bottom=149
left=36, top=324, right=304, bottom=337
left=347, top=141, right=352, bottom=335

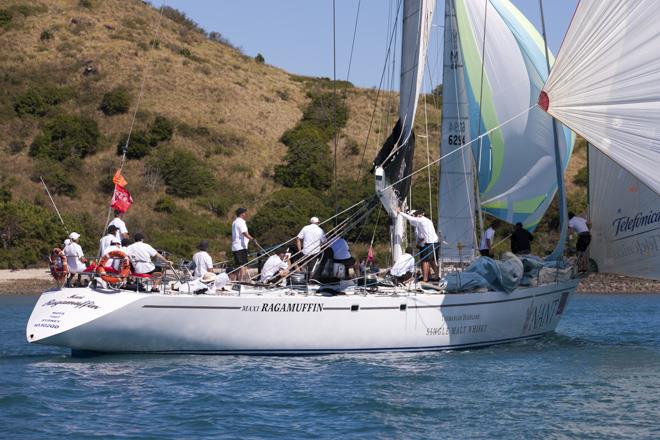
left=541, top=0, right=660, bottom=197
left=373, top=0, right=435, bottom=215
left=589, top=145, right=660, bottom=280
left=454, top=0, right=574, bottom=230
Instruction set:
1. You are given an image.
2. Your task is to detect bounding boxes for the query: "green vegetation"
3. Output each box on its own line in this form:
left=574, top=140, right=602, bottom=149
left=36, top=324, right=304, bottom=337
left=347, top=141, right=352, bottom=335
left=573, top=166, right=588, bottom=187
left=148, top=147, right=215, bottom=197
left=40, top=29, right=53, bottom=41
left=255, top=53, right=265, bottom=64
left=154, top=196, right=176, bottom=213
left=32, top=158, right=78, bottom=197
left=0, top=10, right=12, bottom=29
left=7, top=140, right=26, bottom=154
left=161, top=6, right=205, bottom=36
left=29, top=114, right=100, bottom=160
left=14, top=85, right=73, bottom=117
left=116, top=115, right=174, bottom=159
left=149, top=115, right=174, bottom=144
left=100, top=87, right=131, bottom=115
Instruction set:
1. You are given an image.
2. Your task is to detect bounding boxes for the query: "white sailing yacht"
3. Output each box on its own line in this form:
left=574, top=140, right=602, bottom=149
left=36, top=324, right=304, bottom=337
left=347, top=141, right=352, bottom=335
left=26, top=0, right=583, bottom=355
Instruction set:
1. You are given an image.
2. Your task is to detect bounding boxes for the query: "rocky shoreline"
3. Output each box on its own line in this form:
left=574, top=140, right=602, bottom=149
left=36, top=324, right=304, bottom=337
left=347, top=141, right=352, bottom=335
left=1, top=269, right=659, bottom=295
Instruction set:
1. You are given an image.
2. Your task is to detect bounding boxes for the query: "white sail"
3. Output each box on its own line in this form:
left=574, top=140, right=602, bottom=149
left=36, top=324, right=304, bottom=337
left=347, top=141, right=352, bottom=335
left=438, top=0, right=476, bottom=262
left=373, top=0, right=435, bottom=261
left=541, top=0, right=660, bottom=196
left=589, top=145, right=660, bottom=280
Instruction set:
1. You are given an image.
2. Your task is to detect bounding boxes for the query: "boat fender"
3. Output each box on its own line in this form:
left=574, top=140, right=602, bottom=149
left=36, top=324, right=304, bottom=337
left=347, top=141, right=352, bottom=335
left=49, top=247, right=68, bottom=285
left=97, top=250, right=131, bottom=284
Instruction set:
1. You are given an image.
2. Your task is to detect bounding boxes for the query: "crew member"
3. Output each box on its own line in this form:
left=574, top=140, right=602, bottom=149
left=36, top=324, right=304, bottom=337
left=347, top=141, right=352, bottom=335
left=63, top=232, right=87, bottom=287
left=126, top=233, right=172, bottom=292
left=231, top=207, right=254, bottom=282
left=480, top=221, right=497, bottom=257
left=390, top=247, right=415, bottom=284
left=192, top=240, right=214, bottom=279
left=397, top=208, right=439, bottom=282
left=99, top=225, right=119, bottom=257
left=108, top=209, right=129, bottom=240
left=330, top=236, right=359, bottom=279
left=260, top=249, right=290, bottom=284
left=568, top=211, right=591, bottom=272
left=510, top=222, right=533, bottom=255
left=295, top=217, right=326, bottom=275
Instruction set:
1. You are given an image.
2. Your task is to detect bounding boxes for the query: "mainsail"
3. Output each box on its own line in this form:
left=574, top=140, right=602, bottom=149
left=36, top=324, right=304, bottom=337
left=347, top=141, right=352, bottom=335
left=374, top=0, right=435, bottom=260
left=442, top=0, right=574, bottom=237
left=589, top=145, right=660, bottom=280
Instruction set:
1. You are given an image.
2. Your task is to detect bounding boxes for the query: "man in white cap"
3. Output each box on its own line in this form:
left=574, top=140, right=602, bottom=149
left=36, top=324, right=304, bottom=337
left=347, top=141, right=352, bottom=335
left=295, top=216, right=326, bottom=274
left=63, top=232, right=87, bottom=287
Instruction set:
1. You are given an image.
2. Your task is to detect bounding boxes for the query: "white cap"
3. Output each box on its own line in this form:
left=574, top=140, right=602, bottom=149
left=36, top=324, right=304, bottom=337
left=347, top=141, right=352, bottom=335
left=69, top=232, right=80, bottom=240
left=310, top=216, right=320, bottom=224
left=201, top=272, right=217, bottom=283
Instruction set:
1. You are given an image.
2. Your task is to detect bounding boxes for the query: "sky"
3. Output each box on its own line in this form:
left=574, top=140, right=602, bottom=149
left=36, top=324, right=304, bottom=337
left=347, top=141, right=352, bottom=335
left=163, top=0, right=578, bottom=91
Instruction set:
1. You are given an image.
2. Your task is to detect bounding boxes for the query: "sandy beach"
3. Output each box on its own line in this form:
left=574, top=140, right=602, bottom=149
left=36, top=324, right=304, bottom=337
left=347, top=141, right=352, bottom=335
left=1, top=268, right=659, bottom=295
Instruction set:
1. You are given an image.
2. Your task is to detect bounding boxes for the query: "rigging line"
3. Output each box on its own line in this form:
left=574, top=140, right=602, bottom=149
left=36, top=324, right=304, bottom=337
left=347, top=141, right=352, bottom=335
left=332, top=0, right=338, bottom=224
left=422, top=88, right=433, bottom=224
left=384, top=104, right=536, bottom=193
left=345, top=0, right=361, bottom=82
left=473, top=0, right=489, bottom=246
left=355, top=0, right=403, bottom=184
left=39, top=176, right=69, bottom=235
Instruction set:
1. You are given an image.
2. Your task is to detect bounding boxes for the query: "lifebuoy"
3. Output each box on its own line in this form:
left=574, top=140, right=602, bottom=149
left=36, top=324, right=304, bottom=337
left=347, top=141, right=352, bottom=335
left=49, top=248, right=68, bottom=286
left=97, top=250, right=131, bottom=284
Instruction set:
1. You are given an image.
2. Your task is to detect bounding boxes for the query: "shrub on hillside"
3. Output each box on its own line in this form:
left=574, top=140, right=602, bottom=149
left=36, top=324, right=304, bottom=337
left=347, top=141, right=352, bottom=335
left=148, top=115, right=174, bottom=145
left=116, top=131, right=151, bottom=160
left=7, top=140, right=26, bottom=154
left=29, top=114, right=100, bottom=160
left=40, top=29, right=53, bottom=41
left=31, top=159, right=77, bottom=197
left=14, top=85, right=72, bottom=117
left=251, top=188, right=332, bottom=244
left=148, top=147, right=215, bottom=198
left=275, top=122, right=332, bottom=190
left=573, top=166, right=588, bottom=187
left=79, top=0, right=93, bottom=8
left=255, top=53, right=265, bottom=64
left=100, top=87, right=131, bottom=115
left=161, top=7, right=205, bottom=35
left=0, top=10, right=12, bottom=28
left=154, top=196, right=176, bottom=213
left=303, top=91, right=349, bottom=135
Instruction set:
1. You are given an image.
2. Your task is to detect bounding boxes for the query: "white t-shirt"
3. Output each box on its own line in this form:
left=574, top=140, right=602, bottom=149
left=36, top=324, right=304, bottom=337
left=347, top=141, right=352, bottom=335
left=391, top=253, right=415, bottom=277
left=260, top=254, right=288, bottom=282
left=231, top=217, right=249, bottom=251
left=192, top=251, right=213, bottom=278
left=400, top=213, right=439, bottom=244
left=99, top=234, right=115, bottom=257
left=480, top=227, right=496, bottom=251
left=330, top=238, right=351, bottom=260
left=109, top=217, right=128, bottom=240
left=569, top=216, right=589, bottom=233
left=127, top=241, right=157, bottom=274
left=297, top=224, right=326, bottom=255
left=63, top=242, right=86, bottom=273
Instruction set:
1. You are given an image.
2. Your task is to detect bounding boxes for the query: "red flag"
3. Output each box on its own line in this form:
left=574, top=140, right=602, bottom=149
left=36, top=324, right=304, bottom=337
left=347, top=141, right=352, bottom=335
left=111, top=184, right=133, bottom=213
left=112, top=169, right=128, bottom=187
left=367, top=246, right=374, bottom=263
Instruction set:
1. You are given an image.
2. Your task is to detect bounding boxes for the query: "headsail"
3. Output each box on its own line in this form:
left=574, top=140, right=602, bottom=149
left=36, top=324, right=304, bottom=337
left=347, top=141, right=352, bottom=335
left=540, top=0, right=660, bottom=197
left=589, top=145, right=660, bottom=280
left=374, top=0, right=435, bottom=260
left=449, top=0, right=574, bottom=231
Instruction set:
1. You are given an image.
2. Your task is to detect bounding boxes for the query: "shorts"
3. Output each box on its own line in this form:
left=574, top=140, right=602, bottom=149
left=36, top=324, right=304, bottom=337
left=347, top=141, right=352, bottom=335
left=334, top=257, right=355, bottom=267
left=419, top=243, right=440, bottom=263
left=233, top=249, right=248, bottom=266
left=576, top=232, right=591, bottom=252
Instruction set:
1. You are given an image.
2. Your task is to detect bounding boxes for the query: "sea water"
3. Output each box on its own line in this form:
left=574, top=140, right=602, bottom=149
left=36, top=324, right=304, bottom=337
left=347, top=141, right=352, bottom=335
left=1, top=293, right=659, bottom=439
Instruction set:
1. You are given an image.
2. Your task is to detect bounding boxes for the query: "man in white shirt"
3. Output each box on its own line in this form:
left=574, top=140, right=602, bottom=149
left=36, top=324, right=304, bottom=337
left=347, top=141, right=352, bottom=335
left=99, top=225, right=119, bottom=257
left=192, top=240, right=214, bottom=278
left=127, top=233, right=171, bottom=291
left=390, top=247, right=415, bottom=284
left=330, top=236, right=359, bottom=278
left=108, top=210, right=129, bottom=241
left=295, top=217, right=326, bottom=274
left=231, top=207, right=254, bottom=282
left=480, top=222, right=497, bottom=257
left=568, top=211, right=591, bottom=272
left=260, top=249, right=290, bottom=284
left=63, top=232, right=87, bottom=286
left=397, top=208, right=439, bottom=282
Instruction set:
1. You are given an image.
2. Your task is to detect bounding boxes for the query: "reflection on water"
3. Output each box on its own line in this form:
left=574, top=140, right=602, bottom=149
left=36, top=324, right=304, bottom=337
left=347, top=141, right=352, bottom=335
left=1, top=293, right=659, bottom=439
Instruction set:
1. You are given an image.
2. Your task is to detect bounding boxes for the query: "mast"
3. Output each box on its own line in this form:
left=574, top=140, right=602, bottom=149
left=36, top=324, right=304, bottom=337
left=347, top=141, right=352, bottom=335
left=539, top=0, right=567, bottom=261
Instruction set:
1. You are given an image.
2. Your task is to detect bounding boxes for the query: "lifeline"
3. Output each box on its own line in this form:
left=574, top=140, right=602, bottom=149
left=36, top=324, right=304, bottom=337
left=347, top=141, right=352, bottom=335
left=261, top=303, right=324, bottom=312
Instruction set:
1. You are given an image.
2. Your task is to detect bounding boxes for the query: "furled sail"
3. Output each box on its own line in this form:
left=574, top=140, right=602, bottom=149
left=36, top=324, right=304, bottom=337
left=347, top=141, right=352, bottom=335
left=540, top=0, right=660, bottom=197
left=438, top=0, right=477, bottom=262
left=589, top=145, right=660, bottom=280
left=374, top=0, right=435, bottom=260
left=451, top=0, right=574, bottom=230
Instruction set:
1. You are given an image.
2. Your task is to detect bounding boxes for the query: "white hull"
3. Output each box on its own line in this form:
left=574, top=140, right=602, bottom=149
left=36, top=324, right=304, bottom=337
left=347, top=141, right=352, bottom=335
left=26, top=280, right=577, bottom=354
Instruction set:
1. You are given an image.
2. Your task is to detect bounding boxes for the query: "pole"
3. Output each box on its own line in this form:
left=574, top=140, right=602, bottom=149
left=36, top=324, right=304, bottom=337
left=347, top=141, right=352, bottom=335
left=40, top=176, right=69, bottom=235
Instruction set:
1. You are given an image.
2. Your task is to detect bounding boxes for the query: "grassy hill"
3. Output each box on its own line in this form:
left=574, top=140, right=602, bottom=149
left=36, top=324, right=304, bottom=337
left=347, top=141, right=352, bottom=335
left=0, top=0, right=585, bottom=268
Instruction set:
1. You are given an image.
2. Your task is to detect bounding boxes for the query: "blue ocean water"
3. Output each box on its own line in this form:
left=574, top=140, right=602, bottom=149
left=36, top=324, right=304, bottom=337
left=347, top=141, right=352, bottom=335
left=1, top=294, right=659, bottom=439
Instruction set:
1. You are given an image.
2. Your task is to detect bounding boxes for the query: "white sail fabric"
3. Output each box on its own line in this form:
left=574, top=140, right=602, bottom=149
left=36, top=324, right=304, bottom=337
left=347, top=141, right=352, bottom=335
left=542, top=0, right=660, bottom=196
left=438, top=0, right=477, bottom=262
left=589, top=145, right=660, bottom=280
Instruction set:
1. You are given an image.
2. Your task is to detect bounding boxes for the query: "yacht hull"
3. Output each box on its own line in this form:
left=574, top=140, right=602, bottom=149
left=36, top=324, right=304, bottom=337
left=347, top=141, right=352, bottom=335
left=26, top=280, right=577, bottom=354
